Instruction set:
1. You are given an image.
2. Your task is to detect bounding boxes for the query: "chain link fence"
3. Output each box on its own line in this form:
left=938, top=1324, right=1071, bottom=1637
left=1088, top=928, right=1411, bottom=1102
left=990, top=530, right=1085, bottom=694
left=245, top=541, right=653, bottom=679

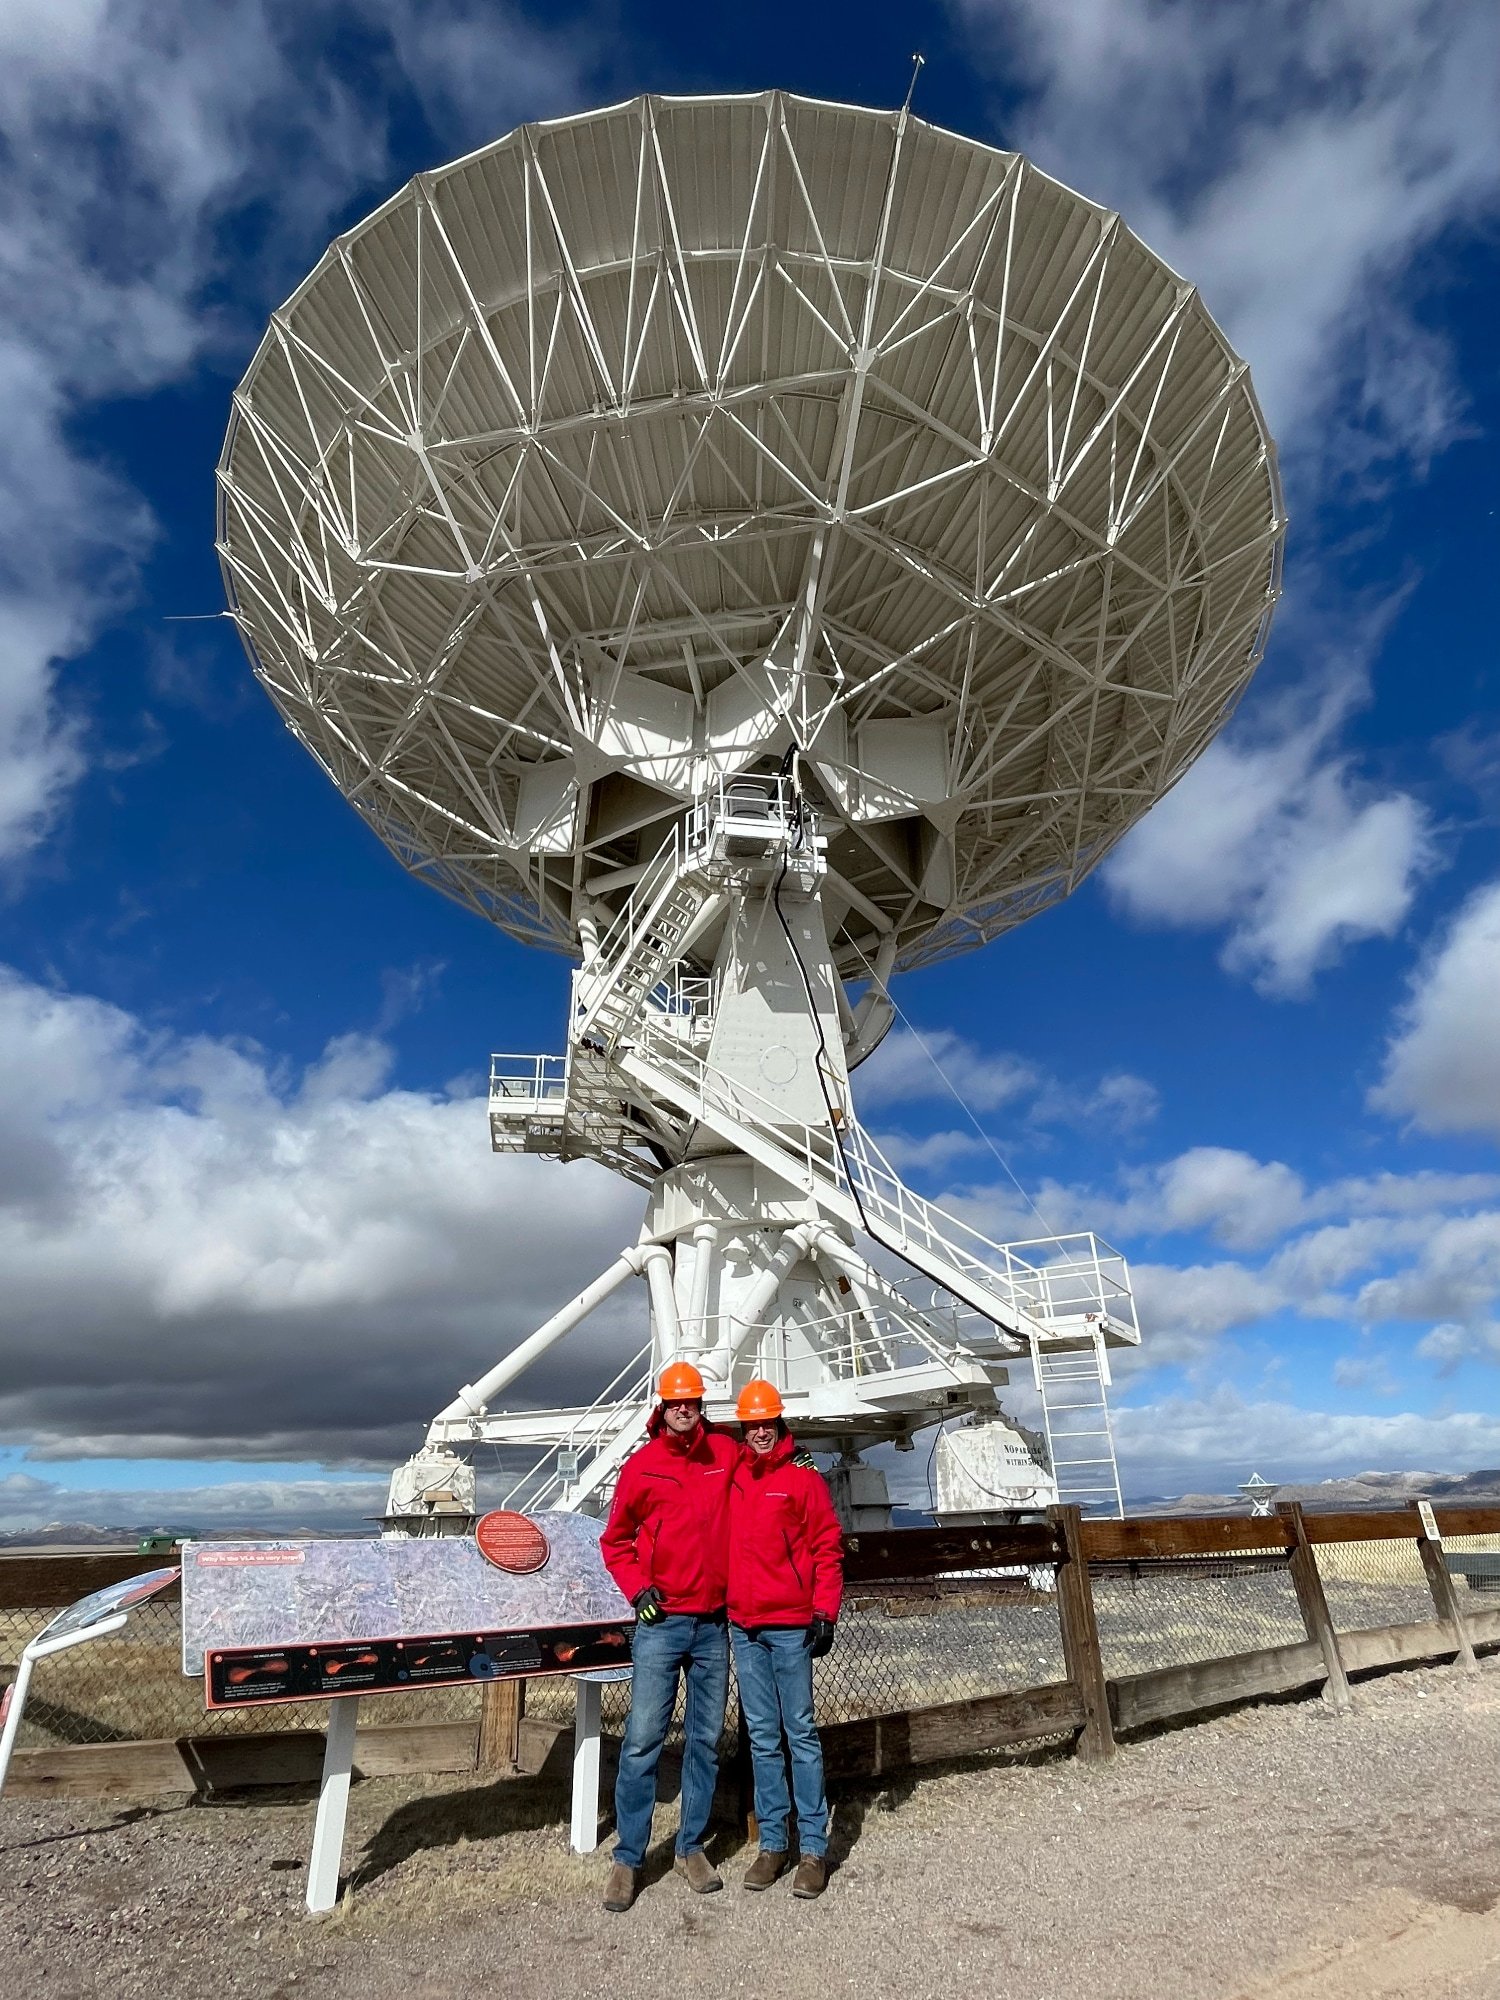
left=1, top=1598, right=489, bottom=1750
left=1088, top=1550, right=1306, bottom=1677
left=1432, top=1531, right=1500, bottom=1611
left=6, top=1570, right=1063, bottom=1755
left=1311, top=1534, right=1433, bottom=1633
left=5, top=1520, right=1494, bottom=1761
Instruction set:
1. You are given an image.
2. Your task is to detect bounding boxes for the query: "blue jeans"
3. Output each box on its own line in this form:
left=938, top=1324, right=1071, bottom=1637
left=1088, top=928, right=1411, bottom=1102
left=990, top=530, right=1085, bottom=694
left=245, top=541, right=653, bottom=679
left=613, top=1613, right=728, bottom=1870
left=730, top=1624, right=828, bottom=1858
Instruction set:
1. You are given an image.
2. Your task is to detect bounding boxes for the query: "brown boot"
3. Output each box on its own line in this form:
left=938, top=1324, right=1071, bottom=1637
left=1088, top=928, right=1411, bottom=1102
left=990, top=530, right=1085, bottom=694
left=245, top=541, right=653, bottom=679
left=602, top=1862, right=639, bottom=1913
left=791, top=1854, right=827, bottom=1899
left=675, top=1850, right=723, bottom=1894
left=743, top=1849, right=787, bottom=1890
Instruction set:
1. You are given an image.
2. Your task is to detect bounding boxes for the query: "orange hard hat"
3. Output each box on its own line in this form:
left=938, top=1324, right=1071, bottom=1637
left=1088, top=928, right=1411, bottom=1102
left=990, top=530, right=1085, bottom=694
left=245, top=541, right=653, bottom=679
left=657, top=1359, right=705, bottom=1401
left=735, top=1379, right=784, bottom=1422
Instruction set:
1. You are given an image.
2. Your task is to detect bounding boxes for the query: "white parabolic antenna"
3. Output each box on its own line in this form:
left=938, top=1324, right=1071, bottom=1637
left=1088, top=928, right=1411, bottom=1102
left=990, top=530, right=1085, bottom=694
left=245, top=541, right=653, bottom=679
left=220, top=93, right=1284, bottom=1525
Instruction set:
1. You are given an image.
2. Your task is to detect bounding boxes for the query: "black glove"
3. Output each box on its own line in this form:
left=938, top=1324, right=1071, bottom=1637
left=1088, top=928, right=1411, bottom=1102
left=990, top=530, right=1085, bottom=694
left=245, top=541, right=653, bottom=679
left=791, top=1448, right=818, bottom=1469
left=807, top=1617, right=836, bottom=1658
left=633, top=1587, right=664, bottom=1625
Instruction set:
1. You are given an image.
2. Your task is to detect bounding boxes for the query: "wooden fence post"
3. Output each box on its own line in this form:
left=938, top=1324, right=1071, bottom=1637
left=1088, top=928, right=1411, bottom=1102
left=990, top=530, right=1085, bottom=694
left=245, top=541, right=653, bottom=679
left=1048, top=1504, right=1114, bottom=1760
left=476, top=1677, right=525, bottom=1775
left=1415, top=1505, right=1478, bottom=1674
left=1276, top=1502, right=1351, bottom=1714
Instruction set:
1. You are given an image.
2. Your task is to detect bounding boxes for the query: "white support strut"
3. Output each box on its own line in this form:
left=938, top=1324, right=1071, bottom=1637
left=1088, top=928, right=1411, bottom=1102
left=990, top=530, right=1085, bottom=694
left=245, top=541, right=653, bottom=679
left=306, top=1694, right=361, bottom=1914
left=433, top=1247, right=646, bottom=1426
left=0, top=1615, right=129, bottom=1795
left=570, top=1679, right=604, bottom=1853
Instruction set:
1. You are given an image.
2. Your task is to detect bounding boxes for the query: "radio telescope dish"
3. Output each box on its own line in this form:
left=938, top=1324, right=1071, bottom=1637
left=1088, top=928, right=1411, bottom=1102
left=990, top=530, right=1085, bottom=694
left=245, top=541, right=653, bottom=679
left=218, top=92, right=1283, bottom=975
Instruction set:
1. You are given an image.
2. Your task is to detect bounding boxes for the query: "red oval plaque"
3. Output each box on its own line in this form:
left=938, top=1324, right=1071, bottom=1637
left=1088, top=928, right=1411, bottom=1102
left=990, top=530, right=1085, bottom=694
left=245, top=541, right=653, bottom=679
left=475, top=1509, right=551, bottom=1574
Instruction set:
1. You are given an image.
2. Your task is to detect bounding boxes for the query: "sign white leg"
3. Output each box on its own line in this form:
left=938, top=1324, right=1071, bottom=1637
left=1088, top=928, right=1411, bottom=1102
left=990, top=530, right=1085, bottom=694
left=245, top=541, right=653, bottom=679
left=570, top=1678, right=603, bottom=1854
left=0, top=1650, right=36, bottom=1794
left=306, top=1694, right=360, bottom=1913
left=0, top=1615, right=128, bottom=1798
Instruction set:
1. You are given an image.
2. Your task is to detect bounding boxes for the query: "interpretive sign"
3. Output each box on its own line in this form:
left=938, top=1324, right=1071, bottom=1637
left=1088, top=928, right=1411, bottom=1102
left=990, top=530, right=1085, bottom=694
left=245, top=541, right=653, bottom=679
left=181, top=1515, right=632, bottom=1710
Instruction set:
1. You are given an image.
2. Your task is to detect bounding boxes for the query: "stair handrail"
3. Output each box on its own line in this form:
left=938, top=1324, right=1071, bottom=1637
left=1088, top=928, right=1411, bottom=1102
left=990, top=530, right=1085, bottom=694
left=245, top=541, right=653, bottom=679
left=572, top=823, right=690, bottom=1038
left=621, top=1010, right=1130, bottom=1342
left=499, top=1341, right=655, bottom=1509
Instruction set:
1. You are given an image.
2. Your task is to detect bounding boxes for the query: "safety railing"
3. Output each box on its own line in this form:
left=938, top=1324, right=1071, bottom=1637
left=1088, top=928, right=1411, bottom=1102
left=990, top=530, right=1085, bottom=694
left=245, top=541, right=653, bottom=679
left=674, top=1291, right=981, bottom=1396
left=620, top=1011, right=1135, bottom=1348
left=488, top=1054, right=568, bottom=1107
left=498, top=1342, right=656, bottom=1513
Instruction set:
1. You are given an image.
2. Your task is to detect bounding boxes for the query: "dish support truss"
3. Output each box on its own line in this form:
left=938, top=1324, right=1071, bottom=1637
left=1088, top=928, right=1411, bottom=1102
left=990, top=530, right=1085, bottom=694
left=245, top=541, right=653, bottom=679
left=390, top=777, right=1134, bottom=1523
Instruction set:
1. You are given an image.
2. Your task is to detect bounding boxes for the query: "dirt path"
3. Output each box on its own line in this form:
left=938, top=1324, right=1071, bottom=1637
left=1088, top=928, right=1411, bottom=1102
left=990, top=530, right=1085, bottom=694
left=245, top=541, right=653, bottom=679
left=4, top=1661, right=1500, bottom=2000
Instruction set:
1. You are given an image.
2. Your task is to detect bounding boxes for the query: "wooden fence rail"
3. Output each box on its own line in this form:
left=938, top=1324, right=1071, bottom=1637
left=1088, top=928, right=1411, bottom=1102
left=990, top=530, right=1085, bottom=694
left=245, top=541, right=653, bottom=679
left=4, top=1502, right=1499, bottom=1799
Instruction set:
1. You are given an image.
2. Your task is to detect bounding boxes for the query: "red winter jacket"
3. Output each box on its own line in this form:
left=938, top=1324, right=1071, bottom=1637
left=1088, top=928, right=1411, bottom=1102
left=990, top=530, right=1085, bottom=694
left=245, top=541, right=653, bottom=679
left=600, top=1411, right=738, bottom=1615
left=727, top=1434, right=844, bottom=1628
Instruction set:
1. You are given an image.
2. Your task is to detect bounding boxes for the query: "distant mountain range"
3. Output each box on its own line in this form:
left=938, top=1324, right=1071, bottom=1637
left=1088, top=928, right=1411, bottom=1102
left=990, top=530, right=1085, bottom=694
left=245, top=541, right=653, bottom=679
left=0, top=1520, right=348, bottom=1548
left=4, top=1471, right=1500, bottom=1547
left=1133, top=1468, right=1500, bottom=1515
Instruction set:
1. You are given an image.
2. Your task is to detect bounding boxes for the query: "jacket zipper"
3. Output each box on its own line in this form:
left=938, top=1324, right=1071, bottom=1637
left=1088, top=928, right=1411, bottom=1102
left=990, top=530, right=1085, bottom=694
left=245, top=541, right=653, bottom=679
left=781, top=1529, right=806, bottom=1592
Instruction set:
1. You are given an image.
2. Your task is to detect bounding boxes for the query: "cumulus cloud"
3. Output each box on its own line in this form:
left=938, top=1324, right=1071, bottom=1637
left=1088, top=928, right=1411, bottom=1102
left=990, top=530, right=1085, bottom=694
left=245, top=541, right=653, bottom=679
left=951, top=2, right=1490, bottom=994
left=1101, top=669, right=1437, bottom=995
left=857, top=1026, right=1158, bottom=1145
left=0, top=0, right=596, bottom=863
left=0, top=964, right=643, bottom=1467
left=1416, top=1322, right=1500, bottom=1377
left=858, top=1027, right=1037, bottom=1113
left=1373, top=879, right=1500, bottom=1140
left=1113, top=1388, right=1500, bottom=1496
left=961, top=0, right=1500, bottom=475
left=1126, top=1261, right=1286, bottom=1368
left=1137, top=1148, right=1307, bottom=1252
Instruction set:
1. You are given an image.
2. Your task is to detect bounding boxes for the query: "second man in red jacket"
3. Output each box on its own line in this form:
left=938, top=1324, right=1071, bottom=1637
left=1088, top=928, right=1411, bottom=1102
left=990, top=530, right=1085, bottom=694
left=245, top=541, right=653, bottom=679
left=727, top=1378, right=844, bottom=1899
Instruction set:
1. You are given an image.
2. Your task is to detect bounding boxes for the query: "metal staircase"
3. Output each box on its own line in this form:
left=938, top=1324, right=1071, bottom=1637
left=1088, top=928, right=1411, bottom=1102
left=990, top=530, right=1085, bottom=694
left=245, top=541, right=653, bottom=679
left=476, top=784, right=1131, bottom=1521
left=616, top=1010, right=1134, bottom=1357
left=575, top=823, right=710, bottom=1053
left=497, top=1345, right=657, bottom=1514
left=1032, top=1338, right=1124, bottom=1515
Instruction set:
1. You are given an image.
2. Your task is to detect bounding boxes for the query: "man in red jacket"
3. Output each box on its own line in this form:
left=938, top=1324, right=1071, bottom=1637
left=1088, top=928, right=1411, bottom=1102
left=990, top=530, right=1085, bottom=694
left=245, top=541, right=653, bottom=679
left=599, top=1359, right=738, bottom=1913
left=728, top=1378, right=844, bottom=1899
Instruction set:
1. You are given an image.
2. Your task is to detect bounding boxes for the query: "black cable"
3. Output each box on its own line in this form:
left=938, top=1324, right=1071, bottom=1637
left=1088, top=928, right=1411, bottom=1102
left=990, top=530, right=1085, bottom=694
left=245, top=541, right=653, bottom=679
left=923, top=1417, right=943, bottom=1516
left=771, top=769, right=945, bottom=1311
left=769, top=797, right=882, bottom=1248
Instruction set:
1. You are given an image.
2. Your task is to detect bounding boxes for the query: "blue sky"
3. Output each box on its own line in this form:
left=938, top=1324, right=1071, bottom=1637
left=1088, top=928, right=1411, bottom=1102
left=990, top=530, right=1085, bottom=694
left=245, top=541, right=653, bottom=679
left=1, top=0, right=1499, bottom=1529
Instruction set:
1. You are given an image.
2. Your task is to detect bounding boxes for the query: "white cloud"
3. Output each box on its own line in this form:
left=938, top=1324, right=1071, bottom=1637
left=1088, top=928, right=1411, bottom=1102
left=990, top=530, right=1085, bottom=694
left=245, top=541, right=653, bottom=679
left=960, top=0, right=1500, bottom=475
left=0, top=1, right=596, bottom=864
left=858, top=1026, right=1037, bottom=1113
left=1353, top=1210, right=1500, bottom=1330
left=1373, top=879, right=1500, bottom=1140
left=1147, top=1148, right=1306, bottom=1252
left=0, top=964, right=643, bottom=1465
left=856, top=1026, right=1158, bottom=1146
left=1416, top=1322, right=1500, bottom=1376
left=1101, top=675, right=1436, bottom=995
left=1114, top=1388, right=1500, bottom=1495
left=1127, top=1260, right=1285, bottom=1367
left=952, top=2, right=1490, bottom=994
left=1082, top=1073, right=1160, bottom=1132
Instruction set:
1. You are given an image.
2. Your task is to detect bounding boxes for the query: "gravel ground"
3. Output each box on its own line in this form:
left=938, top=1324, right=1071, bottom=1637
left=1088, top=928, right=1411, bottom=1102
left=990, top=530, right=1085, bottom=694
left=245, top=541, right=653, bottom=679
left=4, top=1660, right=1500, bottom=2000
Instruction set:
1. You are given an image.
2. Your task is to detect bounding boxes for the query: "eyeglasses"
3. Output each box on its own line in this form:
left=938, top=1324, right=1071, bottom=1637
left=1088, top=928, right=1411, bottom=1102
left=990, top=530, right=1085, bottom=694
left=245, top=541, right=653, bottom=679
left=662, top=1399, right=702, bottom=1412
